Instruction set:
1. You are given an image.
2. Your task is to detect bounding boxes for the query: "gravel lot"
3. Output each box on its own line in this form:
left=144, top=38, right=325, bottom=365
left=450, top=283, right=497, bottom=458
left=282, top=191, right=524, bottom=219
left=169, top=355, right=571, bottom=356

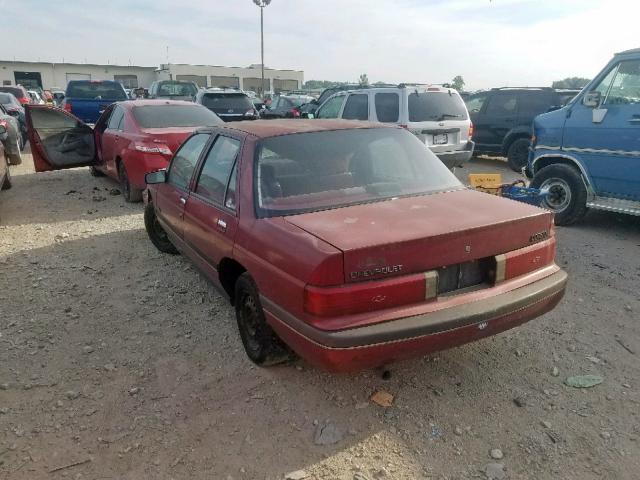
left=1, top=152, right=639, bottom=480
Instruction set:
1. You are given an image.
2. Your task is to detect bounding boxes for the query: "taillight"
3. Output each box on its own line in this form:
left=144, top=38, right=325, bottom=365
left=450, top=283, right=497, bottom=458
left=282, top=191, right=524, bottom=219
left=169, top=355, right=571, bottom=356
left=304, top=272, right=434, bottom=317
left=134, top=142, right=172, bottom=156
left=63, top=102, right=72, bottom=112
left=18, top=97, right=30, bottom=105
left=495, top=237, right=556, bottom=283
left=0, top=119, right=8, bottom=129
left=291, top=108, right=301, bottom=118
left=399, top=124, right=408, bottom=129
left=468, top=123, right=474, bottom=139
left=244, top=109, right=256, bottom=117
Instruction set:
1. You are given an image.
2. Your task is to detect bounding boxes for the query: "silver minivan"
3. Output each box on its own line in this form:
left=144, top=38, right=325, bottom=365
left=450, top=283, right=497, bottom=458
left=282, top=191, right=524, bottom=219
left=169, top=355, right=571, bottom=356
left=315, top=85, right=474, bottom=168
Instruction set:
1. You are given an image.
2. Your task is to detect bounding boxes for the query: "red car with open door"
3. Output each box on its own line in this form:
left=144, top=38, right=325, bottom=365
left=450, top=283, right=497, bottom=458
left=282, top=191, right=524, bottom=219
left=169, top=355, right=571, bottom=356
left=26, top=100, right=222, bottom=201
left=142, top=119, right=568, bottom=372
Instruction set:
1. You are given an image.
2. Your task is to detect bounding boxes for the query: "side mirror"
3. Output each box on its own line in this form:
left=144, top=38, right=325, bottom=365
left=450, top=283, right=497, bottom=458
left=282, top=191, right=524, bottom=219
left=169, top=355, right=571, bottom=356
left=145, top=169, right=167, bottom=184
left=582, top=91, right=601, bottom=108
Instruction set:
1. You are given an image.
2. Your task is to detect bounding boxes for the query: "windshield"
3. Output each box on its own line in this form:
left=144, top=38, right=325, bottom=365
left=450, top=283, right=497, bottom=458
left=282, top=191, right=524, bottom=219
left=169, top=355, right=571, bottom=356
left=201, top=93, right=253, bottom=112
left=66, top=82, right=127, bottom=100
left=132, top=104, right=222, bottom=128
left=157, top=82, right=197, bottom=97
left=408, top=91, right=469, bottom=122
left=255, top=128, right=462, bottom=217
left=0, top=87, right=23, bottom=99
left=0, top=93, right=19, bottom=106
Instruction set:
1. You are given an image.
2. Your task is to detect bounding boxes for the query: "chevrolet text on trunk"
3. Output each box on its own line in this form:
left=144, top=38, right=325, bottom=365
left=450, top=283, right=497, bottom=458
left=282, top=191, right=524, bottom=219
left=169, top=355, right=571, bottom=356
left=27, top=116, right=568, bottom=372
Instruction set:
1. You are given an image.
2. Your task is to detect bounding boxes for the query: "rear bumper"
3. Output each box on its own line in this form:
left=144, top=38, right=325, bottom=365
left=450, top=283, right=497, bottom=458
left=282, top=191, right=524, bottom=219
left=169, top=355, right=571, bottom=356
left=432, top=141, right=475, bottom=169
left=263, top=269, right=567, bottom=372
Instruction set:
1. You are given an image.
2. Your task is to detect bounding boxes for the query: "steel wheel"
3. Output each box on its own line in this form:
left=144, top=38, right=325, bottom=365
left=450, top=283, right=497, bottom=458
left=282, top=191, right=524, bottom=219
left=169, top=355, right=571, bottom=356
left=540, top=177, right=572, bottom=212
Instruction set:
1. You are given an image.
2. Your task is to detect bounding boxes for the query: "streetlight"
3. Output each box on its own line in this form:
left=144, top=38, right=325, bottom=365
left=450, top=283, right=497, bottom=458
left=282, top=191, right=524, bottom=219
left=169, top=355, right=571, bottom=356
left=253, top=0, right=271, bottom=97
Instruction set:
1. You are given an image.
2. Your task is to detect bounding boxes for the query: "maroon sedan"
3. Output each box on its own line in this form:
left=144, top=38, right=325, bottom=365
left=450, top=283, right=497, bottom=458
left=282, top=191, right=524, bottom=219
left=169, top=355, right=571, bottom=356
left=141, top=120, right=567, bottom=372
left=26, top=100, right=222, bottom=201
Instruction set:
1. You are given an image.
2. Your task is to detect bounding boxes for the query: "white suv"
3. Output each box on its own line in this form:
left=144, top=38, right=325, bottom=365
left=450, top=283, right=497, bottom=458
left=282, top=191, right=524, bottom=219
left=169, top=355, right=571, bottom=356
left=314, top=85, right=474, bottom=168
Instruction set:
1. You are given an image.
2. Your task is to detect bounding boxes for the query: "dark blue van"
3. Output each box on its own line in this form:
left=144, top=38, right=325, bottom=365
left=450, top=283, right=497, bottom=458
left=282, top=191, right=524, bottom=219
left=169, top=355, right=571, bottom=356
left=527, top=48, right=640, bottom=225
left=63, top=80, right=128, bottom=124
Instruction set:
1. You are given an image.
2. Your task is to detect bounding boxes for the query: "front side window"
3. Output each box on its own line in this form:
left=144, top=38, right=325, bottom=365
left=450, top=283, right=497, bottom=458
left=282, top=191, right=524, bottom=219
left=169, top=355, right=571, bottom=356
left=342, top=94, right=369, bottom=120
left=374, top=93, right=399, bottom=122
left=167, top=134, right=209, bottom=190
left=316, top=95, right=345, bottom=119
left=485, top=93, right=518, bottom=115
left=195, top=136, right=241, bottom=206
left=593, top=66, right=619, bottom=97
left=255, top=128, right=461, bottom=217
left=604, top=60, right=640, bottom=105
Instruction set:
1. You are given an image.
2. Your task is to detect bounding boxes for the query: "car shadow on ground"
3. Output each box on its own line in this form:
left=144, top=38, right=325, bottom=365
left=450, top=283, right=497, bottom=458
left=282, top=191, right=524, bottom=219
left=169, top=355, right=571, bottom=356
left=0, top=167, right=138, bottom=227
left=1, top=228, right=620, bottom=480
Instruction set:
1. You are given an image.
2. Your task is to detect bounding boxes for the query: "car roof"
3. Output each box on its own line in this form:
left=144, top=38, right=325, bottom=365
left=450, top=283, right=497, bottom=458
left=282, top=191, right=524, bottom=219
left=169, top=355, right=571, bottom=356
left=116, top=99, right=202, bottom=109
left=615, top=47, right=640, bottom=56
left=200, top=119, right=392, bottom=138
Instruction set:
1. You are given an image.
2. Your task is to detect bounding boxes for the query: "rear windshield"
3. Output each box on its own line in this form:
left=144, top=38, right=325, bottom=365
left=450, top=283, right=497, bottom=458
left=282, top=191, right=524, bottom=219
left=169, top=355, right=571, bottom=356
left=255, top=128, right=461, bottom=217
left=0, top=93, right=18, bottom=105
left=201, top=93, right=253, bottom=111
left=408, top=91, right=469, bottom=122
left=66, top=82, right=127, bottom=100
left=0, top=87, right=22, bottom=98
left=132, top=105, right=222, bottom=128
left=157, top=82, right=197, bottom=97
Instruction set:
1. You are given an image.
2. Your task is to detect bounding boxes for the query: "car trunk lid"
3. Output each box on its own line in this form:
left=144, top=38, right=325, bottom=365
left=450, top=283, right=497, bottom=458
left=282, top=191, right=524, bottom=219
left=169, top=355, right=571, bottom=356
left=285, top=189, right=553, bottom=284
left=139, top=127, right=196, bottom=153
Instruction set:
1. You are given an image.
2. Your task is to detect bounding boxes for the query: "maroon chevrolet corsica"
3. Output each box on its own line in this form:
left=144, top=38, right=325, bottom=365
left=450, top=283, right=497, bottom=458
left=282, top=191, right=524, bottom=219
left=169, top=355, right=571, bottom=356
left=142, top=119, right=567, bottom=372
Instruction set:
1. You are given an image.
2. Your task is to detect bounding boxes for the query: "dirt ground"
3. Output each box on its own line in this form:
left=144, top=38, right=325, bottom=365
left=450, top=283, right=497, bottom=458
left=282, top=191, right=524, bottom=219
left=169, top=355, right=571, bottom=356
left=1, top=152, right=639, bottom=480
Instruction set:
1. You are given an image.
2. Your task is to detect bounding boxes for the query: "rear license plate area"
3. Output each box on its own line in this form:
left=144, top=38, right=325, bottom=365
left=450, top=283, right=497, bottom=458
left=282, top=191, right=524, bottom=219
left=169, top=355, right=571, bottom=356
left=433, top=133, right=448, bottom=145
left=437, top=257, right=496, bottom=295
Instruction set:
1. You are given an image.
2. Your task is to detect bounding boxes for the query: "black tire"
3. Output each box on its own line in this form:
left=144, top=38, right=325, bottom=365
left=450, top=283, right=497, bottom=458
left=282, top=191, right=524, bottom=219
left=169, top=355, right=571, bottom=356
left=531, top=164, right=588, bottom=226
left=90, top=166, right=105, bottom=177
left=19, top=133, right=26, bottom=151
left=118, top=162, right=143, bottom=203
left=506, top=138, right=530, bottom=172
left=144, top=202, right=178, bottom=254
left=234, top=273, right=292, bottom=366
left=1, top=161, right=12, bottom=190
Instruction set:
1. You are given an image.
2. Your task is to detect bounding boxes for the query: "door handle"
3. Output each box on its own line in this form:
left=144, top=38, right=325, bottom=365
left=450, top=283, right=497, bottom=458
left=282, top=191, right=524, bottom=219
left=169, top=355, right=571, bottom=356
left=179, top=197, right=186, bottom=205
left=629, top=117, right=640, bottom=124
left=216, top=219, right=227, bottom=232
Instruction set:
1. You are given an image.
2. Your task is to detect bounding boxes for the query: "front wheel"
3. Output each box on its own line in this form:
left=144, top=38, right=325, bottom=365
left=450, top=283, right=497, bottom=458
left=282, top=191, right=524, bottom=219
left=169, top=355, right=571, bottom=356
left=118, top=162, right=143, bottom=203
left=234, top=273, right=292, bottom=366
left=506, top=138, right=530, bottom=172
left=144, top=202, right=178, bottom=254
left=531, top=164, right=588, bottom=225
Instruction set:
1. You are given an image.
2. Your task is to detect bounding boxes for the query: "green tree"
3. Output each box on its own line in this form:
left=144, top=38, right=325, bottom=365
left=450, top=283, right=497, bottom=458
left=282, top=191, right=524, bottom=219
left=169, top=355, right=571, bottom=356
left=551, top=77, right=590, bottom=89
left=358, top=73, right=369, bottom=86
left=451, top=75, right=465, bottom=91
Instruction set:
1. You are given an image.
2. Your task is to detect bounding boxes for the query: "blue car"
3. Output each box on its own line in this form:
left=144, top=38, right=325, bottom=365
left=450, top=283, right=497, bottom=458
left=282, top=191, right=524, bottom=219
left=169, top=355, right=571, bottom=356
left=62, top=80, right=128, bottom=124
left=527, top=47, right=640, bottom=225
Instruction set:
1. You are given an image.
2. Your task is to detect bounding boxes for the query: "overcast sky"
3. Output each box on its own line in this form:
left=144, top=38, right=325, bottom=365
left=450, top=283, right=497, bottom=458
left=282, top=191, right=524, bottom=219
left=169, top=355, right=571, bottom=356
left=5, top=0, right=639, bottom=90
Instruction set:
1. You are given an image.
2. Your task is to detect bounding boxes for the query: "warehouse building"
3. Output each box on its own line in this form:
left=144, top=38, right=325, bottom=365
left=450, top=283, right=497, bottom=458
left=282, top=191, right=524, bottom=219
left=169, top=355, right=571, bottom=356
left=0, top=60, right=304, bottom=94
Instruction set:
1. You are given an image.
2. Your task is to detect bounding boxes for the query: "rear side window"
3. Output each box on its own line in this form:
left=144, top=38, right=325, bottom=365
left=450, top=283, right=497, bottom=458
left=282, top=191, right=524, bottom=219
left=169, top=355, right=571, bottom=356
left=107, top=107, right=124, bottom=130
left=67, top=82, right=126, bottom=100
left=195, top=136, right=241, bottom=206
left=132, top=105, right=221, bottom=128
left=517, top=92, right=554, bottom=113
left=375, top=93, right=399, bottom=122
left=484, top=93, right=518, bottom=115
left=342, top=94, right=369, bottom=120
left=168, top=134, right=209, bottom=190
left=408, top=92, right=469, bottom=121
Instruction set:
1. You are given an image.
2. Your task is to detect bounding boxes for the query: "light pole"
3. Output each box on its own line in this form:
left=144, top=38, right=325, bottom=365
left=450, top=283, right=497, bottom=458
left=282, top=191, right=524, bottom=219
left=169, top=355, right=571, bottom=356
left=253, top=0, right=271, bottom=97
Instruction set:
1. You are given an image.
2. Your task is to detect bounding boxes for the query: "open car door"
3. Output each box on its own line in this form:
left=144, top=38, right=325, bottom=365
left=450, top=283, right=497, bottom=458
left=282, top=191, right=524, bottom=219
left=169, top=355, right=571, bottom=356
left=26, top=105, right=96, bottom=172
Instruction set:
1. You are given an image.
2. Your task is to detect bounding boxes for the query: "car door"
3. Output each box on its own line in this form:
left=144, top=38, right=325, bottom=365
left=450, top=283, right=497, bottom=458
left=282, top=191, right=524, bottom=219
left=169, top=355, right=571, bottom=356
left=154, top=133, right=210, bottom=242
left=183, top=133, right=242, bottom=272
left=100, top=105, right=125, bottom=176
left=25, top=104, right=96, bottom=172
left=563, top=59, right=640, bottom=199
left=341, top=93, right=370, bottom=121
left=473, top=91, right=518, bottom=149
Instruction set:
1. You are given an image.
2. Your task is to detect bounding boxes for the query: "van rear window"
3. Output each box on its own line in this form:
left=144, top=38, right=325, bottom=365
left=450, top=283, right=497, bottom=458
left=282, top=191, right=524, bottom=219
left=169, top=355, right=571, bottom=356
left=67, top=82, right=127, bottom=100
left=408, top=92, right=469, bottom=122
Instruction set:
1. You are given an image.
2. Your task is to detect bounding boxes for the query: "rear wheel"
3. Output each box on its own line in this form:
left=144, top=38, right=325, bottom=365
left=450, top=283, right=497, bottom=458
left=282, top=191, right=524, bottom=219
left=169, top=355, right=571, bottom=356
left=234, top=273, right=291, bottom=366
left=1, top=161, right=12, bottom=190
left=118, top=162, right=143, bottom=202
left=7, top=138, right=22, bottom=165
left=506, top=138, right=530, bottom=172
left=144, top=202, right=178, bottom=254
left=531, top=164, right=588, bottom=226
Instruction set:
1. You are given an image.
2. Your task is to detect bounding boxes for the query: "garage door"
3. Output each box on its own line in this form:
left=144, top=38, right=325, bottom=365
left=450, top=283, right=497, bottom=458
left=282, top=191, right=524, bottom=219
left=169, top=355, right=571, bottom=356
left=176, top=75, right=207, bottom=88
left=66, top=73, right=91, bottom=83
left=273, top=79, right=299, bottom=93
left=242, top=77, right=270, bottom=95
left=210, top=76, right=240, bottom=89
